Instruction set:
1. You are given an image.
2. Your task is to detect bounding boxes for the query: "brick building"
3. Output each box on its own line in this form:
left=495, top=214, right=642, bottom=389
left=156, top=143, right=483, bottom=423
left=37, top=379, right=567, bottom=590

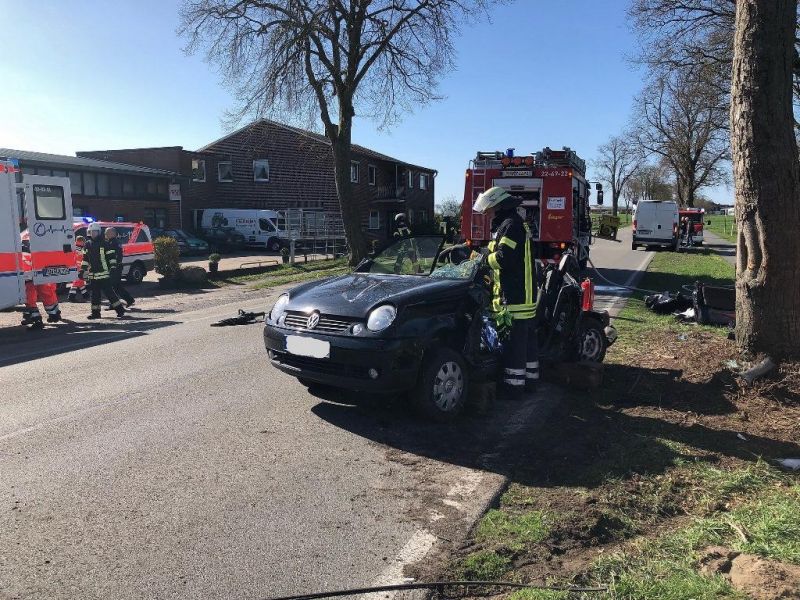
left=1, top=148, right=180, bottom=227
left=81, top=119, right=436, bottom=243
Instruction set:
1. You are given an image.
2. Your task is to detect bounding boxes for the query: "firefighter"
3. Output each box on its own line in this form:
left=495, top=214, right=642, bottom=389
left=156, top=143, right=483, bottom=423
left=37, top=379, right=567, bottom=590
left=21, top=281, right=61, bottom=330
left=68, top=236, right=90, bottom=302
left=473, top=186, right=538, bottom=398
left=393, top=213, right=411, bottom=239
left=104, top=227, right=135, bottom=307
left=80, top=223, right=125, bottom=319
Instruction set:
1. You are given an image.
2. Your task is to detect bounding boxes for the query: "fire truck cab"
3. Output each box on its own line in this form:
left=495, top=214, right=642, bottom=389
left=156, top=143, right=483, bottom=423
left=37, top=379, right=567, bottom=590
left=1, top=157, right=76, bottom=312
left=461, top=147, right=598, bottom=269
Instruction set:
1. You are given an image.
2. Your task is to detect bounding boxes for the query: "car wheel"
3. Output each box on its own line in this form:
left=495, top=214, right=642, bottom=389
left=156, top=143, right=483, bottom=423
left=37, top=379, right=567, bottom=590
left=269, top=239, right=282, bottom=252
left=576, top=317, right=607, bottom=363
left=631, top=242, right=638, bottom=251
left=126, top=262, right=145, bottom=284
left=413, top=346, right=468, bottom=422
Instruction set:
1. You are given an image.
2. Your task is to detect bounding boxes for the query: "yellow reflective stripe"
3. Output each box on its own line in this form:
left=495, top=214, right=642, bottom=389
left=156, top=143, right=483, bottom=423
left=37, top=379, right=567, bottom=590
left=499, top=236, right=517, bottom=249
left=487, top=252, right=500, bottom=271
left=488, top=240, right=496, bottom=252
left=523, top=223, right=534, bottom=306
left=100, top=248, right=109, bottom=273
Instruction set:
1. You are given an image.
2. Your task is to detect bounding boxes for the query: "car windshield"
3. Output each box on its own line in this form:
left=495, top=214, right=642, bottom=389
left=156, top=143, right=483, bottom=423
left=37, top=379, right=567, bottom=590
left=430, top=255, right=482, bottom=280
left=368, top=235, right=444, bottom=276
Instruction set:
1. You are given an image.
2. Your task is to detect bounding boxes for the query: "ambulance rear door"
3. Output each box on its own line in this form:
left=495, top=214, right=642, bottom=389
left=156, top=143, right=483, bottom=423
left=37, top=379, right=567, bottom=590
left=0, top=160, right=25, bottom=310
left=23, top=175, right=76, bottom=285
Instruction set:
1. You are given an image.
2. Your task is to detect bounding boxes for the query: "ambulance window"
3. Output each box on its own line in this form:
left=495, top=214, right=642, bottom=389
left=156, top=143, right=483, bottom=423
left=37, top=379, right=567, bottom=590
left=115, top=226, right=134, bottom=244
left=33, top=185, right=66, bottom=220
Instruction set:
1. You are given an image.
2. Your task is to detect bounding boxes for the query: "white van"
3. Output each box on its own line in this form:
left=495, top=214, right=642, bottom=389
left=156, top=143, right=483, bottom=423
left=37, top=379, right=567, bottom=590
left=197, top=209, right=287, bottom=251
left=632, top=200, right=679, bottom=251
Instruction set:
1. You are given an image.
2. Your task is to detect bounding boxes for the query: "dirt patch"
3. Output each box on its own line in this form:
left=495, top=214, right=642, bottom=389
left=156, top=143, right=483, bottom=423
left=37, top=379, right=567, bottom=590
left=443, top=328, right=800, bottom=591
left=700, top=546, right=800, bottom=600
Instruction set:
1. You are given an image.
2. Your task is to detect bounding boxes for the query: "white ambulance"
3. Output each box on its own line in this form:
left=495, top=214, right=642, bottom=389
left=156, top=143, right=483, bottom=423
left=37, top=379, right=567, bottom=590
left=0, top=158, right=76, bottom=311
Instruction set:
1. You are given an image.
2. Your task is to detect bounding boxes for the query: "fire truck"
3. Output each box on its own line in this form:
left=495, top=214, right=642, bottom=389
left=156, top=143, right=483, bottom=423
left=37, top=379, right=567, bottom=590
left=461, top=147, right=601, bottom=268
left=0, top=157, right=76, bottom=312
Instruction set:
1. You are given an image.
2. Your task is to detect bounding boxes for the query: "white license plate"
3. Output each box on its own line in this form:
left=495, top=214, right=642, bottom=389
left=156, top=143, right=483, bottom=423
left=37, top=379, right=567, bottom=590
left=637, top=229, right=652, bottom=235
left=286, top=335, right=330, bottom=359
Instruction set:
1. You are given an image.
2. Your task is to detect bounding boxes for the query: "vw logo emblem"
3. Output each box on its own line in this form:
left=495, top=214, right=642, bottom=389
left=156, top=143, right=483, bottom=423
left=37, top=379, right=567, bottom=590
left=306, top=312, right=320, bottom=330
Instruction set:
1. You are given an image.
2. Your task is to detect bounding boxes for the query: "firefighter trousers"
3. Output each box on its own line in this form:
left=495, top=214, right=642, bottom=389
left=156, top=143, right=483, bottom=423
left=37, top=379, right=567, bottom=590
left=502, top=317, right=538, bottom=396
left=89, top=279, right=123, bottom=314
left=110, top=268, right=134, bottom=305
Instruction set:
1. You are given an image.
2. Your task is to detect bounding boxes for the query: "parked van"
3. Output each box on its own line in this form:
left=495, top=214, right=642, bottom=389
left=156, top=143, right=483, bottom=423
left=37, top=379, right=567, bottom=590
left=196, top=209, right=287, bottom=251
left=632, top=200, right=679, bottom=251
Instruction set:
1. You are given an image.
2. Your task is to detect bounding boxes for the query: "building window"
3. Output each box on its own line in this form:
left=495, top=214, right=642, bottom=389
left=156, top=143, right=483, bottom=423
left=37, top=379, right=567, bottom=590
left=144, top=208, right=168, bottom=229
left=109, top=175, right=122, bottom=197
left=122, top=177, right=135, bottom=197
left=192, top=159, right=206, bottom=182
left=350, top=161, right=359, bottom=183
left=52, top=169, right=67, bottom=178
left=420, top=173, right=428, bottom=190
left=72, top=207, right=85, bottom=217
left=97, top=173, right=109, bottom=196
left=69, top=172, right=82, bottom=195
left=156, top=181, right=167, bottom=196
left=368, top=164, right=376, bottom=186
left=253, top=159, right=270, bottom=182
left=147, top=180, right=158, bottom=195
left=83, top=172, right=97, bottom=196
left=407, top=171, right=414, bottom=189
left=420, top=209, right=428, bottom=223
left=218, top=161, right=233, bottom=182
left=369, top=210, right=380, bottom=230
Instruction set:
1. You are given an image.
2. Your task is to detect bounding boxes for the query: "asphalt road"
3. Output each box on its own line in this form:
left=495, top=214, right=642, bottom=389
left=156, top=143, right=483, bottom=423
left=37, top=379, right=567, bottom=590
left=0, top=231, right=653, bottom=600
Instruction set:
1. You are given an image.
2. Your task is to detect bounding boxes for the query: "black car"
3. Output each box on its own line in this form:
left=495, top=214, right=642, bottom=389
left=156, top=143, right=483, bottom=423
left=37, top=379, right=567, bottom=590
left=200, top=227, right=248, bottom=252
left=264, top=235, right=613, bottom=421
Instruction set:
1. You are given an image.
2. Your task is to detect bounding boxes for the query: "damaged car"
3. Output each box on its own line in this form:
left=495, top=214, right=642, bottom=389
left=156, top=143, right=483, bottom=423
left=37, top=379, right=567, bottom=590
left=263, top=234, right=615, bottom=421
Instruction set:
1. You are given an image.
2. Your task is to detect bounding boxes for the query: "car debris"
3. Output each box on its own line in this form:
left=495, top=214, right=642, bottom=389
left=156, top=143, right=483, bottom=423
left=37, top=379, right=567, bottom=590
left=211, top=309, right=265, bottom=327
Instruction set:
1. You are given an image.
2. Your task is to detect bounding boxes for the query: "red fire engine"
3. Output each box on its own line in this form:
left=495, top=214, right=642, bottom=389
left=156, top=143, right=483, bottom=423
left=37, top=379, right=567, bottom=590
left=461, top=147, right=600, bottom=268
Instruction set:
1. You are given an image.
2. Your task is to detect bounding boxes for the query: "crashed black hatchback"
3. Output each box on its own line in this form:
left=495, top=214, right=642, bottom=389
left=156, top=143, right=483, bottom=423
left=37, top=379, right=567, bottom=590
left=264, top=234, right=612, bottom=421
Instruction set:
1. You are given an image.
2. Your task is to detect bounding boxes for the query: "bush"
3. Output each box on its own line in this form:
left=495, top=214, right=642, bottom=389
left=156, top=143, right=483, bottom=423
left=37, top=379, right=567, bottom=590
left=154, top=236, right=180, bottom=279
left=208, top=253, right=221, bottom=263
left=179, top=265, right=208, bottom=285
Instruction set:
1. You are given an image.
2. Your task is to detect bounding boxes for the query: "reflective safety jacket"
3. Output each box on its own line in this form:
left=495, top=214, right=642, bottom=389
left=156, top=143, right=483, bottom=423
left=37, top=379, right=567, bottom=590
left=81, top=238, right=118, bottom=280
left=393, top=225, right=411, bottom=239
left=487, top=210, right=536, bottom=320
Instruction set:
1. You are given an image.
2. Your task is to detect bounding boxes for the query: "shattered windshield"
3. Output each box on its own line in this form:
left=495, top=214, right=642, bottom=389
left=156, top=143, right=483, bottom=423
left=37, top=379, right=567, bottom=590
left=368, top=236, right=443, bottom=275
left=430, top=256, right=481, bottom=280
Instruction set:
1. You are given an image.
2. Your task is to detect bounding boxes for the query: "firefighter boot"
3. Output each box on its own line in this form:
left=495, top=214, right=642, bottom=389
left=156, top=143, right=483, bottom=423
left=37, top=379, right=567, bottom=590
left=21, top=311, right=44, bottom=330
left=68, top=290, right=78, bottom=302
left=115, top=304, right=126, bottom=318
left=87, top=306, right=102, bottom=320
left=45, top=304, right=62, bottom=323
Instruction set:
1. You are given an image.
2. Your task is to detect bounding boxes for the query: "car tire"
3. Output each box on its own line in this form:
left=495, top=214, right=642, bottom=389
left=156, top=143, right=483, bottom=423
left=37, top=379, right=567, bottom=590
left=126, top=262, right=146, bottom=284
left=412, top=346, right=468, bottom=422
left=269, top=239, right=282, bottom=252
left=631, top=242, right=638, bottom=251
left=576, top=317, right=607, bottom=363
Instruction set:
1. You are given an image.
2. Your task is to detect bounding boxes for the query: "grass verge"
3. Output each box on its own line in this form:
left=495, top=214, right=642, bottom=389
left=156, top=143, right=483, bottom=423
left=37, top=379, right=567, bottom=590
left=705, top=216, right=737, bottom=243
left=219, top=258, right=349, bottom=290
left=445, top=249, right=799, bottom=599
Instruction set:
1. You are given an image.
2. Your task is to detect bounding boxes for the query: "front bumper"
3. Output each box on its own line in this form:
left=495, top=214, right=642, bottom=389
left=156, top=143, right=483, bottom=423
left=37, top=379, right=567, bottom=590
left=263, top=324, right=422, bottom=393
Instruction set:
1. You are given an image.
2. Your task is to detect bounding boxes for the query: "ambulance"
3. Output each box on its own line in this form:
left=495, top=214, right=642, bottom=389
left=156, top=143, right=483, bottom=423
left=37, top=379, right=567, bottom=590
left=0, top=157, right=76, bottom=312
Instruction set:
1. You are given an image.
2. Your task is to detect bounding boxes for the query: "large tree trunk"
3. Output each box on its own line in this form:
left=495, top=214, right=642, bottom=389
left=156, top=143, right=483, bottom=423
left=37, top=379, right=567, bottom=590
left=329, top=111, right=369, bottom=266
left=611, top=191, right=619, bottom=216
left=731, top=0, right=800, bottom=359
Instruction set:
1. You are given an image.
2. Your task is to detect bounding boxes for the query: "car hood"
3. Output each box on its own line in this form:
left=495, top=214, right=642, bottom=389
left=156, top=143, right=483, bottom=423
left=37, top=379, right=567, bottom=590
left=286, top=273, right=470, bottom=318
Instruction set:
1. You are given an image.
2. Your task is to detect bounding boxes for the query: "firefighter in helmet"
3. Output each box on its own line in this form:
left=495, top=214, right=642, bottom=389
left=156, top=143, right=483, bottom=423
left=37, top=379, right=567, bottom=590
left=473, top=186, right=538, bottom=398
left=393, top=213, right=411, bottom=239
left=79, top=223, right=125, bottom=319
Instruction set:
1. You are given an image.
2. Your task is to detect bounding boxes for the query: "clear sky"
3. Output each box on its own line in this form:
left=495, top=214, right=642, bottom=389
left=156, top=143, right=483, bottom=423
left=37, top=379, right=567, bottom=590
left=0, top=0, right=731, bottom=204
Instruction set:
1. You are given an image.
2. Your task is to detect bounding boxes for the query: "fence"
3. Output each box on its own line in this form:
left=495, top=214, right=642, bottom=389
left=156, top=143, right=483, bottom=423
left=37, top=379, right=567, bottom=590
left=281, top=208, right=349, bottom=259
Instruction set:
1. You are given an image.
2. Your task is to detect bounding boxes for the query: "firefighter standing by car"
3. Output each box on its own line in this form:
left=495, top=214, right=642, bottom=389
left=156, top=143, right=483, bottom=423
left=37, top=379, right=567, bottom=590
left=80, top=223, right=125, bottom=319
left=104, top=227, right=135, bottom=308
left=473, top=186, right=538, bottom=398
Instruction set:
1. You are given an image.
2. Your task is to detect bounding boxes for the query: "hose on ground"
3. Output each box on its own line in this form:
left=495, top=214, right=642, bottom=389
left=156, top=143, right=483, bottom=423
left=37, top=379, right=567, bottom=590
left=585, top=255, right=662, bottom=296
left=264, top=581, right=608, bottom=600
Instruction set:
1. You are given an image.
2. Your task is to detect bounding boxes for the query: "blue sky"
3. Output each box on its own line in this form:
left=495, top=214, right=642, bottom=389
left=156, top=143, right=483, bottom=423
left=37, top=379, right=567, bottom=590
left=0, top=0, right=731, bottom=204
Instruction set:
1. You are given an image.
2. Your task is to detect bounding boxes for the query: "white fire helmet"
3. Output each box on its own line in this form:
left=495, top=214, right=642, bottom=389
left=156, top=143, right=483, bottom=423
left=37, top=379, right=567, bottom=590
left=473, top=186, right=512, bottom=214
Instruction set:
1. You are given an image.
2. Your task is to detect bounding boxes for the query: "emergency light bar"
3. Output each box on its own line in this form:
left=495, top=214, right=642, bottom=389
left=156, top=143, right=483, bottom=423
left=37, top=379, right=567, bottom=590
left=501, top=156, right=535, bottom=168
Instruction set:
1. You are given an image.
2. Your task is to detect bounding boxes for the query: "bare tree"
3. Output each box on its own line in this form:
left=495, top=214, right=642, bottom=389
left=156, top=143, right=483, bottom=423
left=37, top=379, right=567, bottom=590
left=592, top=135, right=642, bottom=216
left=622, top=162, right=674, bottom=210
left=629, top=0, right=800, bottom=136
left=731, top=0, right=800, bottom=358
left=633, top=67, right=730, bottom=206
left=180, top=1, right=494, bottom=264
left=436, top=195, right=461, bottom=218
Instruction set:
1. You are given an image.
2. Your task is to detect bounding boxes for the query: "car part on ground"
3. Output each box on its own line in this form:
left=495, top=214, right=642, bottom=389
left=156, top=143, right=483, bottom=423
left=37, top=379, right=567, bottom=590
left=211, top=309, right=266, bottom=327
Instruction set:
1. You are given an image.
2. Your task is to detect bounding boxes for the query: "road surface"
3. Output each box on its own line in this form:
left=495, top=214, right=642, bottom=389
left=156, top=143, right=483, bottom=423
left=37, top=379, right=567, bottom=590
left=0, top=233, right=653, bottom=599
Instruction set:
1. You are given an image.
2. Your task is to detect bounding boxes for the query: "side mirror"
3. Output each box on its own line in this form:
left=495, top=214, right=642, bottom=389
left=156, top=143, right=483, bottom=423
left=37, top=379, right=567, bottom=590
left=597, top=190, right=604, bottom=205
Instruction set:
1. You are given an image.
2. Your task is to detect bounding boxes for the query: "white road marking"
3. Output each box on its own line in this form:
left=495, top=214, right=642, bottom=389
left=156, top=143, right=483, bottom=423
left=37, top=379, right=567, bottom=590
left=366, top=529, right=437, bottom=599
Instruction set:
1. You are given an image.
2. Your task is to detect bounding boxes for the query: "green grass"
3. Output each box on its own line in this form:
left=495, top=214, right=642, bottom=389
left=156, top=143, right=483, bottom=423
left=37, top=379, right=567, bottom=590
left=508, top=590, right=571, bottom=600
left=705, top=216, right=737, bottom=243
left=456, top=550, right=512, bottom=580
left=221, top=258, right=350, bottom=290
left=612, top=250, right=735, bottom=354
left=476, top=509, right=552, bottom=551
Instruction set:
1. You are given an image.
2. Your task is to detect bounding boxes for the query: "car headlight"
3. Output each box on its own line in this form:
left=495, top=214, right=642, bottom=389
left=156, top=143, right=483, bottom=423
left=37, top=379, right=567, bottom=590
left=367, top=305, right=397, bottom=332
left=270, top=294, right=289, bottom=321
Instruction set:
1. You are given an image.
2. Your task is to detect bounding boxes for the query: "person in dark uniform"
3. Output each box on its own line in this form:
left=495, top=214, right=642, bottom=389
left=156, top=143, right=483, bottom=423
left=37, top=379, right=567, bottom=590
left=104, top=227, right=135, bottom=307
left=473, top=187, right=538, bottom=398
left=80, top=223, right=125, bottom=320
